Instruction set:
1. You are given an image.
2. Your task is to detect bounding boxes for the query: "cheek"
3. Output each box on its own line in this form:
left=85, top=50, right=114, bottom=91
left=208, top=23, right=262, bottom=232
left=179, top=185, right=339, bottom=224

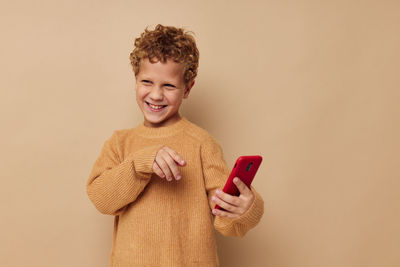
left=135, top=86, right=148, bottom=100
left=166, top=91, right=184, bottom=104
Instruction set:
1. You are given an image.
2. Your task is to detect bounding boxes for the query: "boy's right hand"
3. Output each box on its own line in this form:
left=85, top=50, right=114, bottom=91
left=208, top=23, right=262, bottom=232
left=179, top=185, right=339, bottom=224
left=153, top=146, right=186, bottom=181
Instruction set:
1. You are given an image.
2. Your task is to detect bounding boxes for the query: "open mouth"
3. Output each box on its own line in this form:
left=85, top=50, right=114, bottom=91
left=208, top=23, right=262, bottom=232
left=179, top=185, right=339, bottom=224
left=146, top=101, right=167, bottom=111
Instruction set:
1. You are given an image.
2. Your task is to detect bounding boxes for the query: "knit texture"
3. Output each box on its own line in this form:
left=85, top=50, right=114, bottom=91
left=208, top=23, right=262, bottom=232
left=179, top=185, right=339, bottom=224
left=86, top=117, right=264, bottom=267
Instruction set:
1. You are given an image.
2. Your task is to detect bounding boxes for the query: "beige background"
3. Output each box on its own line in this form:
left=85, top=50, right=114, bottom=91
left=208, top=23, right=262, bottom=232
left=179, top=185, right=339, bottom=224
left=1, top=0, right=399, bottom=266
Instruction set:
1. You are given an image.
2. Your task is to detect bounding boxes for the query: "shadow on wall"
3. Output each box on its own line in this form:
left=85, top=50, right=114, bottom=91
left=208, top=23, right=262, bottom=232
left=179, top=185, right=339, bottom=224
left=215, top=229, right=268, bottom=267
left=180, top=80, right=226, bottom=133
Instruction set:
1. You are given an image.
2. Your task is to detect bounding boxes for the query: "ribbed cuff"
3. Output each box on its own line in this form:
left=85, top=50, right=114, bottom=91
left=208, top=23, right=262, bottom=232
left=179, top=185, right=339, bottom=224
left=129, top=145, right=164, bottom=179
left=231, top=186, right=264, bottom=227
left=215, top=186, right=264, bottom=237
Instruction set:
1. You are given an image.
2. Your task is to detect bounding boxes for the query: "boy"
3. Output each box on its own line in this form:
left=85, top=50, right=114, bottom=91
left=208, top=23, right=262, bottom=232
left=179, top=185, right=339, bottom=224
left=86, top=24, right=264, bottom=267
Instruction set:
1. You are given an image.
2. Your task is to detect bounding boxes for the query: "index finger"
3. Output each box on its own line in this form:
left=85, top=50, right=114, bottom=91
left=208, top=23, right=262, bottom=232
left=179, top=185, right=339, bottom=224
left=164, top=146, right=186, bottom=166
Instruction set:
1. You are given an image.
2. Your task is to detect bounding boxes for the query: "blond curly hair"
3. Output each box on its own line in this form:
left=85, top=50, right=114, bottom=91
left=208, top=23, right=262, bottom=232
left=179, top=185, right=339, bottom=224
left=129, top=24, right=199, bottom=86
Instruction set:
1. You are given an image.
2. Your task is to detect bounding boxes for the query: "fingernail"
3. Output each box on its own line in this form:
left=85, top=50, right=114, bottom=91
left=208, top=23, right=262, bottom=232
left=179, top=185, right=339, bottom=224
left=181, top=160, right=185, bottom=165
left=212, top=196, right=216, bottom=201
left=234, top=177, right=239, bottom=183
left=177, top=175, right=181, bottom=180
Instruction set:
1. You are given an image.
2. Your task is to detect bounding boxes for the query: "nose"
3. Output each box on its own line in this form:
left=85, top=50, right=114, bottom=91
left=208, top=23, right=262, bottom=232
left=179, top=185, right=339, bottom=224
left=149, top=86, right=164, bottom=101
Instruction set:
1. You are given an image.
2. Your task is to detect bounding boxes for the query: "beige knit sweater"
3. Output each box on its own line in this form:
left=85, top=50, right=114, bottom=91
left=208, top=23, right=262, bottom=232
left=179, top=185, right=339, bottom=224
left=86, top=117, right=264, bottom=267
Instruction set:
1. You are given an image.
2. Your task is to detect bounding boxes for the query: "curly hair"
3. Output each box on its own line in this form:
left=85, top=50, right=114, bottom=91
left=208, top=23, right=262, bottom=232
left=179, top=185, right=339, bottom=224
left=129, top=24, right=199, bottom=85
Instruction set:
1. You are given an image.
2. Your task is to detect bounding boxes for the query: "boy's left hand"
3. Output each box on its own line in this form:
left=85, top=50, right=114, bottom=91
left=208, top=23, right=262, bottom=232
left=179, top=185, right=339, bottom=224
left=211, top=177, right=254, bottom=218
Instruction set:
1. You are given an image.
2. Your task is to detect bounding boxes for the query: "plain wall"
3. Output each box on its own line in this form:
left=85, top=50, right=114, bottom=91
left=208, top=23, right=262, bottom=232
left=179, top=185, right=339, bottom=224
left=1, top=0, right=399, bottom=266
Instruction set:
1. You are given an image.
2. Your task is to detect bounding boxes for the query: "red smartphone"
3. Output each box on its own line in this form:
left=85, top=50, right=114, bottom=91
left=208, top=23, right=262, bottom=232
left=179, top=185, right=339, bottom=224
left=214, top=155, right=263, bottom=210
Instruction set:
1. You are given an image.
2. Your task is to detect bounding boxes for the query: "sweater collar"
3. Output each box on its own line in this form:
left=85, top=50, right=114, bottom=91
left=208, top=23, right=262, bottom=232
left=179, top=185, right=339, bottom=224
left=135, top=116, right=189, bottom=138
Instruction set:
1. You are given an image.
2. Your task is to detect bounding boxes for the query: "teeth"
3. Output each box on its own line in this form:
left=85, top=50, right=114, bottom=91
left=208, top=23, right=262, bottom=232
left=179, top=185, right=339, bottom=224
left=149, top=103, right=165, bottom=109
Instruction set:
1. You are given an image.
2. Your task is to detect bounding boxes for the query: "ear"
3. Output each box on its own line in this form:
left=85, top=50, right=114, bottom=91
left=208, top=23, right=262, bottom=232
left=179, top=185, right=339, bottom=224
left=183, top=80, right=195, bottom=99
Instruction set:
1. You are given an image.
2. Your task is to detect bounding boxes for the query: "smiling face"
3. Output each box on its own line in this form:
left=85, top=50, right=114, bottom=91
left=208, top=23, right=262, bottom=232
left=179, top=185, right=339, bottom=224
left=135, top=58, right=194, bottom=128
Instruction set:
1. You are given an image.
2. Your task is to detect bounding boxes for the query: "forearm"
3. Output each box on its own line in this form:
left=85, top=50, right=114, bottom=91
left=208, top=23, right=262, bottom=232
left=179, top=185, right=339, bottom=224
left=86, top=145, right=160, bottom=215
left=87, top=156, right=151, bottom=215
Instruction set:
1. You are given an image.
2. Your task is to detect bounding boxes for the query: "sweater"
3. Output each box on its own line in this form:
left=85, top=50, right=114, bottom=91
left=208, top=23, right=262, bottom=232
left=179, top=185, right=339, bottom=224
left=86, top=117, right=264, bottom=267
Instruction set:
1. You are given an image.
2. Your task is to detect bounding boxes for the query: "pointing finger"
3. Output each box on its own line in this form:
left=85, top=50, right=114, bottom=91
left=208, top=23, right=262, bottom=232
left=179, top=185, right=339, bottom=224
left=165, top=146, right=186, bottom=166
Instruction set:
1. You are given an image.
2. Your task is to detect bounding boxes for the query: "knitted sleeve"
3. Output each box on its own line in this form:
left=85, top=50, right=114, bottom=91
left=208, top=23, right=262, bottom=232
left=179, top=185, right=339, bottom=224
left=201, top=135, right=264, bottom=238
left=86, top=131, right=161, bottom=216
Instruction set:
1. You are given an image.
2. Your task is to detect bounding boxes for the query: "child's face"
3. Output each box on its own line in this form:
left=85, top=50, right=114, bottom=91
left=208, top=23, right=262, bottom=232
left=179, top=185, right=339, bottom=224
left=135, top=58, right=193, bottom=128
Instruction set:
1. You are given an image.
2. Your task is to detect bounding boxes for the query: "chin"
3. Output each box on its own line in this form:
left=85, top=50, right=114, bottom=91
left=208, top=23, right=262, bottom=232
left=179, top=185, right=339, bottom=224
left=144, top=114, right=168, bottom=126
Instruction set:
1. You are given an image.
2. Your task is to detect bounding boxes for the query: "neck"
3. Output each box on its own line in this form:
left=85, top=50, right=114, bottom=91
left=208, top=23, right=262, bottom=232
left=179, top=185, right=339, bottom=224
left=136, top=116, right=188, bottom=138
left=144, top=113, right=182, bottom=128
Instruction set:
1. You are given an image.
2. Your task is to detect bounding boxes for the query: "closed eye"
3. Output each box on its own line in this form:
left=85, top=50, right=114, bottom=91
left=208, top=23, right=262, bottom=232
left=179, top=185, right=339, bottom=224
left=141, top=79, right=152, bottom=84
left=164, top=83, right=176, bottom=88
